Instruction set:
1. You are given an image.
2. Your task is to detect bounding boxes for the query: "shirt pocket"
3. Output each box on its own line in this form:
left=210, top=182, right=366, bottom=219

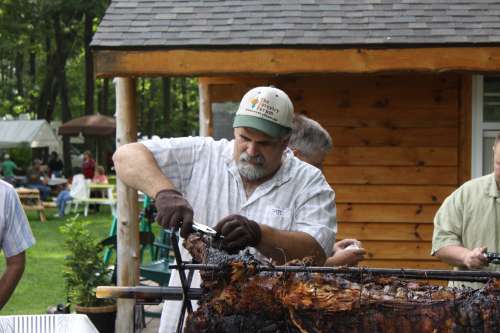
left=263, top=206, right=293, bottom=231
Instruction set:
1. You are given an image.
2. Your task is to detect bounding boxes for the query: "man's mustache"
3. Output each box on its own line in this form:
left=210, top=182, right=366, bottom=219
left=239, top=152, right=265, bottom=165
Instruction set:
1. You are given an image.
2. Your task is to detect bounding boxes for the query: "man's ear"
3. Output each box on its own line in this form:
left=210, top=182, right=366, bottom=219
left=291, top=148, right=299, bottom=157
left=281, top=136, right=290, bottom=150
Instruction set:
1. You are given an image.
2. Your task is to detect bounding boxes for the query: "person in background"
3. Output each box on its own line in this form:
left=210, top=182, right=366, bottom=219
left=54, top=168, right=87, bottom=218
left=48, top=152, right=64, bottom=178
left=0, top=154, right=18, bottom=185
left=26, top=159, right=50, bottom=201
left=82, top=151, right=95, bottom=180
left=92, top=165, right=108, bottom=184
left=90, top=165, right=108, bottom=213
left=289, top=114, right=366, bottom=266
left=432, top=132, right=500, bottom=289
left=0, top=179, right=36, bottom=309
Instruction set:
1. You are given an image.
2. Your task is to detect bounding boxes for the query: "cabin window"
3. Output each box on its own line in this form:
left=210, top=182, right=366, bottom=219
left=472, top=76, right=500, bottom=177
left=212, top=102, right=238, bottom=140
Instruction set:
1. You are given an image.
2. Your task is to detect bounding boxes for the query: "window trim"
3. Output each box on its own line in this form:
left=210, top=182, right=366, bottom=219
left=471, top=75, right=500, bottom=178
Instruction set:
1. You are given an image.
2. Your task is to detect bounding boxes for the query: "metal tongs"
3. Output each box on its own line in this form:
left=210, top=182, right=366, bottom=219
left=485, top=251, right=500, bottom=264
left=192, top=221, right=224, bottom=239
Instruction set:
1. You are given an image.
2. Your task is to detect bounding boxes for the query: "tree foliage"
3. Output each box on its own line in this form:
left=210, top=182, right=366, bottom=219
left=0, top=0, right=199, bottom=169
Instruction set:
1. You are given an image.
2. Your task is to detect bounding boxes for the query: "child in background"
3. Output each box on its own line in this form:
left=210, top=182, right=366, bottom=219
left=90, top=165, right=108, bottom=213
left=92, top=165, right=108, bottom=184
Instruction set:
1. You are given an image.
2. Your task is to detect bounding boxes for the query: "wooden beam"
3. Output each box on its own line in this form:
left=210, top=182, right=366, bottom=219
left=115, top=77, right=138, bottom=333
left=94, top=47, right=500, bottom=77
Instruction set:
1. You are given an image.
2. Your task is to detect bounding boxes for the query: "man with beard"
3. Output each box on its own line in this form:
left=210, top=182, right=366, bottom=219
left=432, top=132, right=500, bottom=289
left=113, top=86, right=336, bottom=331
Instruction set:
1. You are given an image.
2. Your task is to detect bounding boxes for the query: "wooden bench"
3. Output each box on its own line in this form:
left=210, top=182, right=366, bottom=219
left=16, top=188, right=46, bottom=222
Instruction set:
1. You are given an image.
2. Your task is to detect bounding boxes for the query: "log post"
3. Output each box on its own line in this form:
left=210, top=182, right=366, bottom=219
left=115, top=77, right=139, bottom=333
left=198, top=79, right=211, bottom=136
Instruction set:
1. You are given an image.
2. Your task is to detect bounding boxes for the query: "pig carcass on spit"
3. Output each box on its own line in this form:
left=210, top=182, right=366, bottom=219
left=183, top=234, right=500, bottom=333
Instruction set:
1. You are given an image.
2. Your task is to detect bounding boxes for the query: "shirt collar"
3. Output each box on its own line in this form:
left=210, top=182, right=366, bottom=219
left=486, top=173, right=500, bottom=198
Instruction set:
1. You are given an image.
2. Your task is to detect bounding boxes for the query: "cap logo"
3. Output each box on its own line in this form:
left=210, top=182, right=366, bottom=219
left=250, top=97, right=259, bottom=109
left=245, top=97, right=280, bottom=122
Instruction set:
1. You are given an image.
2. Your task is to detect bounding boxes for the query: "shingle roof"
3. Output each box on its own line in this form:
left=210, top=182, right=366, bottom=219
left=91, top=0, right=500, bottom=49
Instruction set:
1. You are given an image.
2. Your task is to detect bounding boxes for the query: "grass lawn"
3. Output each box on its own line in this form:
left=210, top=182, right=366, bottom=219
left=0, top=207, right=115, bottom=315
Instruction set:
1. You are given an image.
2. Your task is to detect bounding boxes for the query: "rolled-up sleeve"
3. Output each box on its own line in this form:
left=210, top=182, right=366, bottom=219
left=431, top=189, right=463, bottom=255
left=141, top=137, right=208, bottom=193
left=292, top=178, right=337, bottom=256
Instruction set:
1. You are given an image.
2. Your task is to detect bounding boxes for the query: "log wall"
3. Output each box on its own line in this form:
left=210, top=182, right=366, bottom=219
left=200, top=74, right=471, bottom=270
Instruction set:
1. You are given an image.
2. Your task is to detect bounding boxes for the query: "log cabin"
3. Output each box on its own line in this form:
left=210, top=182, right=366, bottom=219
left=91, top=1, right=500, bottom=330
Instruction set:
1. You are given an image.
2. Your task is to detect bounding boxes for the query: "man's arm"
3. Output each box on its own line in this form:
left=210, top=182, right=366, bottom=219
left=113, top=143, right=194, bottom=236
left=0, top=252, right=26, bottom=310
left=113, top=143, right=174, bottom=197
left=435, top=245, right=488, bottom=269
left=257, top=226, right=326, bottom=265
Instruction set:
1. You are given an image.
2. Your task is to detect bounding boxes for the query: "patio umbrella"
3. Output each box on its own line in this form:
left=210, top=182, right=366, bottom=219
left=58, top=114, right=116, bottom=165
left=58, top=114, right=115, bottom=136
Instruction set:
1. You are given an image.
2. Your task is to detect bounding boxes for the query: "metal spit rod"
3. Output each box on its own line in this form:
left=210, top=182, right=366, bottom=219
left=95, top=263, right=500, bottom=303
left=169, top=263, right=500, bottom=281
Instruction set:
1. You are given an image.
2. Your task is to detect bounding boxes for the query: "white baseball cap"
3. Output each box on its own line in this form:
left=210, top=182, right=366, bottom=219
left=233, top=86, right=294, bottom=138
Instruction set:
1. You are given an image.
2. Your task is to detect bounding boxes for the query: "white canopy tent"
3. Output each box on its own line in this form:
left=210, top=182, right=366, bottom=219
left=0, top=120, right=61, bottom=153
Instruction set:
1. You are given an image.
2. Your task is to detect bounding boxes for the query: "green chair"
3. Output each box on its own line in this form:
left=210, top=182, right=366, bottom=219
left=100, top=231, right=156, bottom=285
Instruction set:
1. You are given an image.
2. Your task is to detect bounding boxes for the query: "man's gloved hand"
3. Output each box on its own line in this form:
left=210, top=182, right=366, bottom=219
left=154, top=189, right=193, bottom=238
left=214, top=214, right=261, bottom=254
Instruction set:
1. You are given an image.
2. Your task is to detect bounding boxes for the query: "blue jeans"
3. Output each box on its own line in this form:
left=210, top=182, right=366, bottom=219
left=56, top=190, right=73, bottom=216
left=27, top=183, right=51, bottom=201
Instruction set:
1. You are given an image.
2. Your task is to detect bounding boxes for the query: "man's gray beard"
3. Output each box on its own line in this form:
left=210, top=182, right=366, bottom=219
left=237, top=152, right=268, bottom=181
left=237, top=160, right=268, bottom=181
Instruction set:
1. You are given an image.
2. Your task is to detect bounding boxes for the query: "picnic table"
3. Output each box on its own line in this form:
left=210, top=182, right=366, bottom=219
left=15, top=187, right=46, bottom=222
left=76, top=183, right=116, bottom=216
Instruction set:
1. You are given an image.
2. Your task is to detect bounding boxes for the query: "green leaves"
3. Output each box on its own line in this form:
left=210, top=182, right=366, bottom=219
left=60, top=218, right=113, bottom=307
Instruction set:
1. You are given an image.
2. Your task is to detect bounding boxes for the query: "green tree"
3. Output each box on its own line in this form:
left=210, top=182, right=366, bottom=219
left=0, top=0, right=200, bottom=174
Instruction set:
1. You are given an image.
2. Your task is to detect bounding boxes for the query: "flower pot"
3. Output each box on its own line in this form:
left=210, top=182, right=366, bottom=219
left=75, top=304, right=117, bottom=333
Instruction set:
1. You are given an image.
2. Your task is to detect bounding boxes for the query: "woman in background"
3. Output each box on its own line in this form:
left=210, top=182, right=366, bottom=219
left=81, top=151, right=95, bottom=180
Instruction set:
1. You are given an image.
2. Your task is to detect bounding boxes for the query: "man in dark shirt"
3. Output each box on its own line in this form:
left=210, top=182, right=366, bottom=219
left=48, top=152, right=64, bottom=177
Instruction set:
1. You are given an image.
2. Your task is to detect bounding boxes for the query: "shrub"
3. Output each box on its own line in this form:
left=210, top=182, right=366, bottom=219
left=60, top=219, right=113, bottom=307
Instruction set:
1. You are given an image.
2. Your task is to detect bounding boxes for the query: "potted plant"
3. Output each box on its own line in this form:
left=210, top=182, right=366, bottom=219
left=60, top=219, right=116, bottom=333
